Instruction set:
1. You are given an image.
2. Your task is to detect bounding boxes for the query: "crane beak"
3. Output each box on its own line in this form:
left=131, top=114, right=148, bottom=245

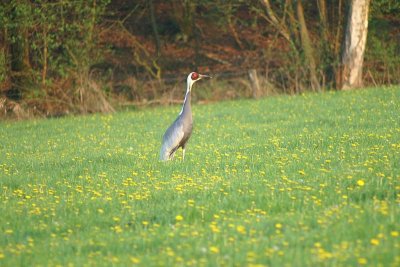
left=199, top=74, right=212, bottom=79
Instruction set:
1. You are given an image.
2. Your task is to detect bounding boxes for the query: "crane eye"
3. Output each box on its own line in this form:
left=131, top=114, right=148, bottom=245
left=191, top=72, right=199, bottom=80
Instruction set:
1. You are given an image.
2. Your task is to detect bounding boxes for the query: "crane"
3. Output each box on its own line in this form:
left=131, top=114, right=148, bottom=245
left=160, top=72, right=211, bottom=161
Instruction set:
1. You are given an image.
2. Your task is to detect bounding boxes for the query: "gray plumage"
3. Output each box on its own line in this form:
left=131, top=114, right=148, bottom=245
left=160, top=72, right=211, bottom=161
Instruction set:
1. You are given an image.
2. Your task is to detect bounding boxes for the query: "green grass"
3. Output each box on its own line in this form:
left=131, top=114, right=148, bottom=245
left=1, top=86, right=399, bottom=266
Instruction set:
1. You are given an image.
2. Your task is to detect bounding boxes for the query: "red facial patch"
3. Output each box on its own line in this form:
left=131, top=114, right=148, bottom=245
left=191, top=72, right=199, bottom=80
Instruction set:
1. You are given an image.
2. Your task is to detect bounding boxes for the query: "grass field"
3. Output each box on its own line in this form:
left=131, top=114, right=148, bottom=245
left=1, top=86, right=399, bottom=266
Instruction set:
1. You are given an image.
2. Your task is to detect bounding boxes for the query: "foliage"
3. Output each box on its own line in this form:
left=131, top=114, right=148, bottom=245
left=0, top=0, right=399, bottom=116
left=370, top=0, right=400, bottom=16
left=0, top=51, right=5, bottom=84
left=0, top=86, right=399, bottom=265
left=1, top=0, right=110, bottom=100
left=364, top=17, right=400, bottom=85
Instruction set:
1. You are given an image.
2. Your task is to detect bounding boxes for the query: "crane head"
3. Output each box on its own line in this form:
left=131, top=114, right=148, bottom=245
left=187, top=72, right=212, bottom=91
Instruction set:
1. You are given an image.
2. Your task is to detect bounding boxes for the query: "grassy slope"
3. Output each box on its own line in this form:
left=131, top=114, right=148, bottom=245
left=0, top=87, right=399, bottom=266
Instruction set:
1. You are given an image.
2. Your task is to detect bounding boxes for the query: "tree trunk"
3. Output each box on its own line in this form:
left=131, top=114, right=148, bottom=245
left=248, top=69, right=261, bottom=99
left=149, top=0, right=161, bottom=57
left=333, top=0, right=345, bottom=89
left=42, top=27, right=48, bottom=87
left=317, top=0, right=334, bottom=88
left=0, top=14, right=8, bottom=86
left=296, top=0, right=321, bottom=92
left=340, top=0, right=370, bottom=90
left=8, top=1, right=32, bottom=100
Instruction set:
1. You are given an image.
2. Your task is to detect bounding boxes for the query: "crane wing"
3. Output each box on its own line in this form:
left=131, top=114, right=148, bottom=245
left=160, top=120, right=184, bottom=160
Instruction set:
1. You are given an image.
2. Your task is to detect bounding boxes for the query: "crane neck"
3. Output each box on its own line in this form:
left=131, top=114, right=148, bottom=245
left=179, top=81, right=192, bottom=116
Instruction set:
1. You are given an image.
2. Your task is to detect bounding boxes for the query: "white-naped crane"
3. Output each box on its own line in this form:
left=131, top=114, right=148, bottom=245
left=160, top=72, right=211, bottom=161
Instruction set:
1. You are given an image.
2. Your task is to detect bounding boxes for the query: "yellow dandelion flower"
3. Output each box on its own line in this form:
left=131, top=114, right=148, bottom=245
left=370, top=238, right=379, bottom=246
left=357, top=179, right=365, bottom=186
left=210, top=223, right=220, bottom=233
left=175, top=215, right=183, bottom=222
left=275, top=223, right=282, bottom=229
left=358, top=258, right=367, bottom=265
left=0, top=252, right=4, bottom=259
left=390, top=231, right=399, bottom=237
left=130, top=257, right=140, bottom=264
left=187, top=199, right=195, bottom=206
left=4, top=229, right=13, bottom=235
left=236, top=225, right=246, bottom=234
left=142, top=221, right=149, bottom=226
left=114, top=225, right=123, bottom=233
left=209, top=246, right=219, bottom=254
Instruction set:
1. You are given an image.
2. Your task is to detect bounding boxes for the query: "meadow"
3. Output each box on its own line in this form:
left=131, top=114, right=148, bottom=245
left=0, top=86, right=399, bottom=266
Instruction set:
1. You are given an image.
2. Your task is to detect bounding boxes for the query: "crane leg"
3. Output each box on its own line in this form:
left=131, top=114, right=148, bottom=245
left=168, top=146, right=178, bottom=160
left=182, top=148, right=185, bottom=161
